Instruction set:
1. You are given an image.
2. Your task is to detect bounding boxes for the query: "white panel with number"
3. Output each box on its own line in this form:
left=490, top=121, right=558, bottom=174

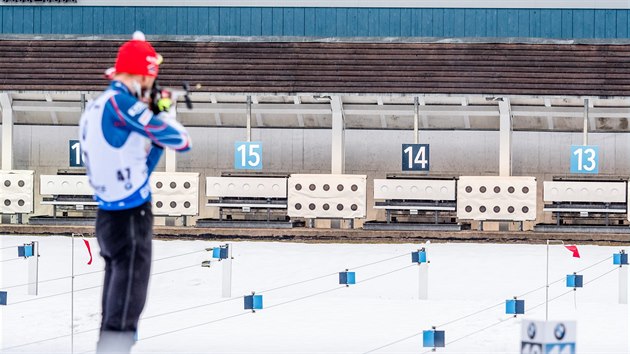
left=457, top=176, right=537, bottom=221
left=543, top=181, right=626, bottom=203
left=150, top=172, right=199, bottom=216
left=206, top=177, right=287, bottom=199
left=0, top=170, right=34, bottom=214
left=40, top=175, right=93, bottom=196
left=373, top=179, right=456, bottom=201
left=288, top=174, right=367, bottom=219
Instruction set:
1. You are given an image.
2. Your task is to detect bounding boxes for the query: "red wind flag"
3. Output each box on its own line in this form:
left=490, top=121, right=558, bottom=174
left=564, top=245, right=580, bottom=258
left=83, top=238, right=93, bottom=265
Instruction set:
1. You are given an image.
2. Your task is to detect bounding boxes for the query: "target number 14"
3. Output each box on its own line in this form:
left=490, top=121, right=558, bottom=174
left=402, top=144, right=430, bottom=171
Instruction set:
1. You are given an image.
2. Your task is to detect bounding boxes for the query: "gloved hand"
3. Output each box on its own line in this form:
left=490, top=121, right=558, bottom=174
left=157, top=97, right=172, bottom=112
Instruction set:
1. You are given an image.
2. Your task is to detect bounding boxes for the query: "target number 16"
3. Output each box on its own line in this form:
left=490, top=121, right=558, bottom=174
left=69, top=140, right=84, bottom=167
left=402, top=144, right=430, bottom=171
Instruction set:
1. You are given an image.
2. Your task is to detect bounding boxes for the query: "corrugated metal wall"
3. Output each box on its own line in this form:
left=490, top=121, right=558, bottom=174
left=2, top=6, right=630, bottom=38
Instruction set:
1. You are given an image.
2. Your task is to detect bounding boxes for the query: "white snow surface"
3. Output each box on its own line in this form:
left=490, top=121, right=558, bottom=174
left=0, top=235, right=627, bottom=353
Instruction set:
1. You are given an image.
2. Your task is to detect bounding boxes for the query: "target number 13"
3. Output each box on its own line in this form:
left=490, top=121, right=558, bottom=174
left=570, top=145, right=598, bottom=174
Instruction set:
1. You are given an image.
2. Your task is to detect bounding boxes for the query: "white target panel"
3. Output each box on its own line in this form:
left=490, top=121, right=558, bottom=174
left=150, top=172, right=199, bottom=216
left=457, top=176, right=537, bottom=221
left=0, top=170, right=34, bottom=214
left=374, top=179, right=456, bottom=201
left=40, top=175, right=93, bottom=196
left=206, top=177, right=287, bottom=199
left=543, top=181, right=626, bottom=203
left=288, top=174, right=367, bottom=219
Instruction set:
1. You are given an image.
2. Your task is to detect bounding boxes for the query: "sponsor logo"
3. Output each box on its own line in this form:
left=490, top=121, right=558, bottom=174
left=527, top=323, right=536, bottom=340
left=146, top=55, right=162, bottom=75
left=146, top=55, right=163, bottom=65
left=128, top=102, right=147, bottom=117
left=521, top=342, right=543, bottom=354
left=554, top=324, right=566, bottom=340
left=138, top=111, right=152, bottom=126
left=140, top=185, right=150, bottom=199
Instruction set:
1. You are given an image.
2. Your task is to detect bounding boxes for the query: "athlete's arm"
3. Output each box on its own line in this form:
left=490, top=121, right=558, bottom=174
left=146, top=144, right=164, bottom=174
left=104, top=93, right=191, bottom=152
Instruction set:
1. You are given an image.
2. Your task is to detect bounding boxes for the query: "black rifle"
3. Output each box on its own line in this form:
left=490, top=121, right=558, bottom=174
left=149, top=81, right=193, bottom=115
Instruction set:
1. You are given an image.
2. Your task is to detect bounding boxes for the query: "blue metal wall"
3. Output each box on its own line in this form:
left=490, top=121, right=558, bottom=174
left=1, top=6, right=630, bottom=39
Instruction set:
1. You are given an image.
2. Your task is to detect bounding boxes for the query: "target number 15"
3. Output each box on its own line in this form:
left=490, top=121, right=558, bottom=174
left=234, top=142, right=263, bottom=170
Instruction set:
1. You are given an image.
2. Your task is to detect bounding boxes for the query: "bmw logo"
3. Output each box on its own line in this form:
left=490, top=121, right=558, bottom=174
left=554, top=323, right=566, bottom=340
left=527, top=323, right=536, bottom=339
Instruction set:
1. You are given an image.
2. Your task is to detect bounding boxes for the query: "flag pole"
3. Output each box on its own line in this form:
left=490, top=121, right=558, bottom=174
left=546, top=239, right=565, bottom=321
left=546, top=239, right=549, bottom=322
left=71, top=233, right=76, bottom=354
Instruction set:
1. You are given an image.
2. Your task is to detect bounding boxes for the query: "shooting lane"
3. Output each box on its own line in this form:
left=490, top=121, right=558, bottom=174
left=0, top=2, right=630, bottom=247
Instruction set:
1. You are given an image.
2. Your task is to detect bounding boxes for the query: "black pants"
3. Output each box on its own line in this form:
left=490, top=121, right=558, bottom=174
left=96, top=202, right=153, bottom=333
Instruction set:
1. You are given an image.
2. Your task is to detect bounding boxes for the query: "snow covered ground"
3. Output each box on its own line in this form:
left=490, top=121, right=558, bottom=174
left=0, top=235, right=627, bottom=353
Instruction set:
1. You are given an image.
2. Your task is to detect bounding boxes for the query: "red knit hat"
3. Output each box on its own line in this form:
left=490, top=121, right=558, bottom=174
left=113, top=31, right=162, bottom=77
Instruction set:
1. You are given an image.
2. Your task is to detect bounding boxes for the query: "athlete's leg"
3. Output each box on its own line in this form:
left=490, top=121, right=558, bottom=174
left=95, top=203, right=153, bottom=354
